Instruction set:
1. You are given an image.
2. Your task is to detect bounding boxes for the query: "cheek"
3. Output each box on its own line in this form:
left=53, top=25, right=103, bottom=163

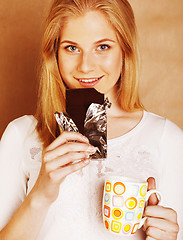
left=58, top=53, right=66, bottom=74
left=99, top=51, right=123, bottom=74
left=112, top=50, right=123, bottom=72
left=58, top=61, right=68, bottom=76
left=58, top=52, right=76, bottom=76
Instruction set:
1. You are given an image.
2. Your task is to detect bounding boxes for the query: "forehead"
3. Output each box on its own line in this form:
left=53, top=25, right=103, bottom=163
left=60, top=11, right=118, bottom=42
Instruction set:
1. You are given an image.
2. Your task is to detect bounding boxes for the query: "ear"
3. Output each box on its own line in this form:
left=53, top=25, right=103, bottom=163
left=147, top=177, right=159, bottom=206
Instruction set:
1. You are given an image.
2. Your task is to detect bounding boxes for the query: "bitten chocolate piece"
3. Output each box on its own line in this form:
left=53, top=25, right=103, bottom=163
left=66, top=88, right=104, bottom=134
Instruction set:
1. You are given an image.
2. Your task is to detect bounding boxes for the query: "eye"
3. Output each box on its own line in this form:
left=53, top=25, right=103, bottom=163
left=65, top=45, right=80, bottom=53
left=97, top=44, right=110, bottom=51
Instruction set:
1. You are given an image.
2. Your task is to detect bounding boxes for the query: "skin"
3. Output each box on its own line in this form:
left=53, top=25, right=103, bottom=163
left=145, top=178, right=179, bottom=240
left=58, top=11, right=123, bottom=95
left=0, top=10, right=179, bottom=240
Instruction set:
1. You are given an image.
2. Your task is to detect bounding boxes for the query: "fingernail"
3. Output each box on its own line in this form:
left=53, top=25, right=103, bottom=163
left=82, top=136, right=89, bottom=142
left=86, top=153, right=90, bottom=159
left=84, top=158, right=90, bottom=164
left=86, top=146, right=98, bottom=154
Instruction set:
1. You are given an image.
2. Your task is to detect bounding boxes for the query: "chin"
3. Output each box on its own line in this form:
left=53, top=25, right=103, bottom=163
left=93, top=86, right=108, bottom=95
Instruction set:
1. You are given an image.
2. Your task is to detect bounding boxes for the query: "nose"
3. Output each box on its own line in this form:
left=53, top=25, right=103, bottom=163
left=77, top=51, right=94, bottom=73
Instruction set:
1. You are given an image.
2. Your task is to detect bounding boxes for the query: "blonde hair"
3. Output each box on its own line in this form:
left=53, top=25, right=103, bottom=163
left=35, top=0, right=144, bottom=147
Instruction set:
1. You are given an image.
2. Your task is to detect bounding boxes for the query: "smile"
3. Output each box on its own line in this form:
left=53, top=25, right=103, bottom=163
left=74, top=75, right=104, bottom=87
left=75, top=75, right=103, bottom=82
left=79, top=77, right=100, bottom=83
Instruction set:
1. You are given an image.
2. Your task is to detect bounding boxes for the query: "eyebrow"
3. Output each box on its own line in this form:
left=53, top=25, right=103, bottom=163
left=95, top=38, right=116, bottom=44
left=60, top=38, right=116, bottom=45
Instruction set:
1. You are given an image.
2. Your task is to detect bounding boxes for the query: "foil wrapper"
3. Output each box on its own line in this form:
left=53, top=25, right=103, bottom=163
left=54, top=112, right=79, bottom=132
left=84, top=98, right=111, bottom=160
left=54, top=98, right=111, bottom=160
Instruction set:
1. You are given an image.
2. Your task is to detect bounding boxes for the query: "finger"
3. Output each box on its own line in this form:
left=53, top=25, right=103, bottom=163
left=143, top=217, right=179, bottom=233
left=144, top=205, right=178, bottom=223
left=146, top=236, right=155, bottom=240
left=147, top=177, right=158, bottom=205
left=46, top=131, right=89, bottom=151
left=48, top=158, right=90, bottom=183
left=146, top=226, right=178, bottom=240
left=44, top=142, right=95, bottom=162
left=44, top=152, right=89, bottom=172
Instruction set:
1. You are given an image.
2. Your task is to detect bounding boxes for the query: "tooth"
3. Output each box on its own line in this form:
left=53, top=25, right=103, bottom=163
left=79, top=78, right=99, bottom=83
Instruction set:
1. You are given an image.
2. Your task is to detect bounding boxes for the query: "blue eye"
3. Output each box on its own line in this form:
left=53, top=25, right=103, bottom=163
left=97, top=44, right=110, bottom=51
left=65, top=45, right=79, bottom=52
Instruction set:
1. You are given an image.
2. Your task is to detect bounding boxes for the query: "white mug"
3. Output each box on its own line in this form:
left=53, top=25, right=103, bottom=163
left=102, top=176, right=162, bottom=236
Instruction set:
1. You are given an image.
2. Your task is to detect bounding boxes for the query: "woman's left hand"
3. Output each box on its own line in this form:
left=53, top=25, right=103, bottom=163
left=143, top=177, right=179, bottom=240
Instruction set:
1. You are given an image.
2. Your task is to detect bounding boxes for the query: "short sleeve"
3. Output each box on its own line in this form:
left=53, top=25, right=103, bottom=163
left=0, top=121, right=27, bottom=230
left=159, top=119, right=183, bottom=240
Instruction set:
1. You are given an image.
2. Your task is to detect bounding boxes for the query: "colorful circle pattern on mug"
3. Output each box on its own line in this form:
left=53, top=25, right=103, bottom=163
left=103, top=180, right=147, bottom=235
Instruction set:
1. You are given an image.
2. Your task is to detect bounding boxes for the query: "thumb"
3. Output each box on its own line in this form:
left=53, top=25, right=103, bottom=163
left=147, top=177, right=159, bottom=206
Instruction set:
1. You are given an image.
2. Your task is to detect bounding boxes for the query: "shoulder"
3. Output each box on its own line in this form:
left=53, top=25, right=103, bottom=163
left=1, top=115, right=38, bottom=145
left=138, top=111, right=183, bottom=150
left=144, top=111, right=166, bottom=127
left=144, top=111, right=183, bottom=136
left=145, top=112, right=183, bottom=164
left=8, top=115, right=37, bottom=131
left=0, top=115, right=42, bottom=174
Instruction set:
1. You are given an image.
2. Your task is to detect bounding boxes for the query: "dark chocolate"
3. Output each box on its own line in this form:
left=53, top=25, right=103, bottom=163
left=66, top=88, right=104, bottom=134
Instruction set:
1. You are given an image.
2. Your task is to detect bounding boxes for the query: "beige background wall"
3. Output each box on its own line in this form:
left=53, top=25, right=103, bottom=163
left=129, top=0, right=183, bottom=129
left=0, top=0, right=183, bottom=137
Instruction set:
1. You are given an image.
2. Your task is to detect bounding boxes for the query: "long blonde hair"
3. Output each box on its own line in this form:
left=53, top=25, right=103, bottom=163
left=35, top=0, right=144, bottom=147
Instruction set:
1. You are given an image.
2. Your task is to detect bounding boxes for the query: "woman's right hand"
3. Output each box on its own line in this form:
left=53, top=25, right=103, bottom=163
left=31, top=131, right=96, bottom=204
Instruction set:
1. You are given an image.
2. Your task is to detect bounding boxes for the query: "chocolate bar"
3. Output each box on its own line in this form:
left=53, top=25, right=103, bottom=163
left=55, top=88, right=111, bottom=160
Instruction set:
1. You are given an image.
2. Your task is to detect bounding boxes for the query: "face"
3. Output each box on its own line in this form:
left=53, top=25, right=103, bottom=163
left=58, top=11, right=123, bottom=95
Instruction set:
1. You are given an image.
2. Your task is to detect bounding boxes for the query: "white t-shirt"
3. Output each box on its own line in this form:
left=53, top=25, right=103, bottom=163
left=0, top=111, right=183, bottom=240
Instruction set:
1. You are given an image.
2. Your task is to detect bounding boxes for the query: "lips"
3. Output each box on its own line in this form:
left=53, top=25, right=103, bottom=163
left=74, top=75, right=104, bottom=87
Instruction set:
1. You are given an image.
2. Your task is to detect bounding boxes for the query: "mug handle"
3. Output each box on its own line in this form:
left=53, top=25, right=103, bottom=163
left=138, top=189, right=162, bottom=229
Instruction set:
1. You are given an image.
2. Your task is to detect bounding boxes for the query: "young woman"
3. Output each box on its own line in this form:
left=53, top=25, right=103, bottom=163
left=0, top=0, right=182, bottom=239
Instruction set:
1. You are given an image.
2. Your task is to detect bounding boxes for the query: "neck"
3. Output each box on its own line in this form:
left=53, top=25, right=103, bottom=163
left=105, top=89, right=126, bottom=118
